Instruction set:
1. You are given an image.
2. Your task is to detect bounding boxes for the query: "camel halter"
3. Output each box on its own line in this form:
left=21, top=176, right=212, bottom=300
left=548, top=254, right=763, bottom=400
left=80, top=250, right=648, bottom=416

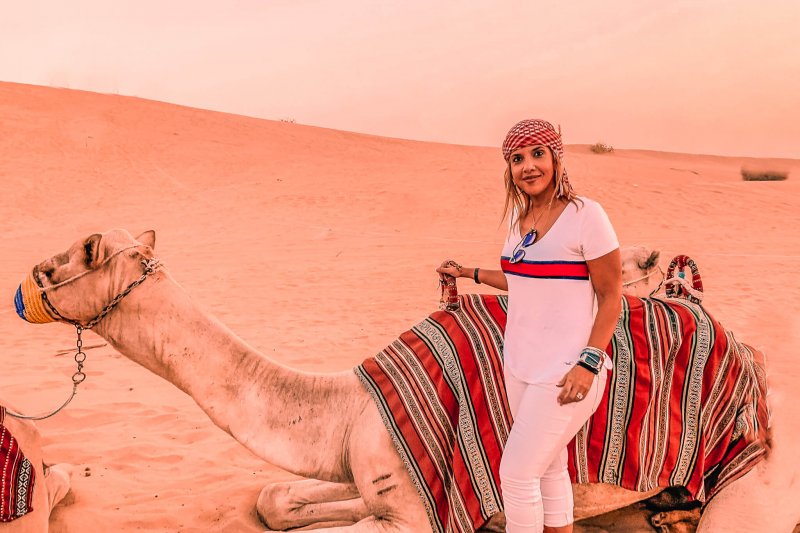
left=8, top=246, right=162, bottom=420
left=623, top=265, right=666, bottom=297
left=622, top=266, right=663, bottom=286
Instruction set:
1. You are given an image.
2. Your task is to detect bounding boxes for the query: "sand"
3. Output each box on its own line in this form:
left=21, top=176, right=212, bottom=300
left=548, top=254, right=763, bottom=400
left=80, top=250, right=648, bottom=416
left=1, top=82, right=798, bottom=532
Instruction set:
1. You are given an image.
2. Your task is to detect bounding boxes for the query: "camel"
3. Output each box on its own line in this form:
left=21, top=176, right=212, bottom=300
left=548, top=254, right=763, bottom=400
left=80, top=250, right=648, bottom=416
left=6, top=230, right=791, bottom=532
left=0, top=409, right=72, bottom=533
left=620, top=245, right=663, bottom=298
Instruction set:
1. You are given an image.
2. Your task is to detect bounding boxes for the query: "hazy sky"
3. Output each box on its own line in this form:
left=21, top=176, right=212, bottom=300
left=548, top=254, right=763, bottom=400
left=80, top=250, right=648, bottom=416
left=2, top=1, right=799, bottom=157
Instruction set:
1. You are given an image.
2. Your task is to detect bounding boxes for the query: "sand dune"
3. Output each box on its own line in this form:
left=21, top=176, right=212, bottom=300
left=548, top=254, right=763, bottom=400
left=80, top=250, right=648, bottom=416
left=1, top=82, right=798, bottom=532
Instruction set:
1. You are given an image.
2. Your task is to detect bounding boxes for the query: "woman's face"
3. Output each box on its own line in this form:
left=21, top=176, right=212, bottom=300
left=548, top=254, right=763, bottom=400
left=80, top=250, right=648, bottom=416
left=509, top=144, right=556, bottom=199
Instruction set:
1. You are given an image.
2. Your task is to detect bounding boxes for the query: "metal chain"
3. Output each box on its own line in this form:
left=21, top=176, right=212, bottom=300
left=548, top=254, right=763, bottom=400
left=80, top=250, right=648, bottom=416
left=73, top=326, right=87, bottom=385
left=7, top=325, right=85, bottom=420
left=82, top=258, right=161, bottom=330
left=7, top=258, right=161, bottom=421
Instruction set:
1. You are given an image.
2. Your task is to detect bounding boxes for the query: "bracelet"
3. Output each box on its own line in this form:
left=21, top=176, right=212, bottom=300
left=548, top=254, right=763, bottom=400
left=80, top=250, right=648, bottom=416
left=473, top=267, right=481, bottom=284
left=576, top=360, right=600, bottom=375
left=578, top=346, right=605, bottom=373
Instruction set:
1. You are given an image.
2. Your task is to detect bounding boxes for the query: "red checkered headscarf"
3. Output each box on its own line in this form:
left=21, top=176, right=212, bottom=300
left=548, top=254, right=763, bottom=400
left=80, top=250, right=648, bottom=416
left=502, top=119, right=574, bottom=199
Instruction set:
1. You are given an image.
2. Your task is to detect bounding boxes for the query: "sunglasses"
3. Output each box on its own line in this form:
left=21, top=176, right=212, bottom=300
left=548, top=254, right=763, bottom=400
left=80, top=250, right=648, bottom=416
left=509, top=229, right=537, bottom=264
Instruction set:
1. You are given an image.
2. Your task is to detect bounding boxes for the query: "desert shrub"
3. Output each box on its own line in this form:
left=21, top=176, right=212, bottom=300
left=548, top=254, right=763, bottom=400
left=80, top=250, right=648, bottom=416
left=590, top=142, right=614, bottom=154
left=741, top=168, right=788, bottom=181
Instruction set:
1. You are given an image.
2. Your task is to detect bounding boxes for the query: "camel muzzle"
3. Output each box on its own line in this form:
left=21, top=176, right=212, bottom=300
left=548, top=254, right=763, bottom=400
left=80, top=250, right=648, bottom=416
left=14, top=272, right=57, bottom=324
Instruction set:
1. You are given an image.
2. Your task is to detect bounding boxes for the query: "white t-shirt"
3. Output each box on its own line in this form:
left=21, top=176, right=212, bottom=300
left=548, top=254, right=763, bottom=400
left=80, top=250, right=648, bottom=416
left=501, top=197, right=619, bottom=384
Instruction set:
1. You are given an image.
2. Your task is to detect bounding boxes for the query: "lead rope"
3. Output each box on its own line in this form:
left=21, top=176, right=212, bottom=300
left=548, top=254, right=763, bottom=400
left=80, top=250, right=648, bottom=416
left=6, top=257, right=161, bottom=420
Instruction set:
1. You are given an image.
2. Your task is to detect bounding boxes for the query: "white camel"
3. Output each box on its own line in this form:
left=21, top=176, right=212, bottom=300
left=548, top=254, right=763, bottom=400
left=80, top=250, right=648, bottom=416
left=4, top=231, right=792, bottom=532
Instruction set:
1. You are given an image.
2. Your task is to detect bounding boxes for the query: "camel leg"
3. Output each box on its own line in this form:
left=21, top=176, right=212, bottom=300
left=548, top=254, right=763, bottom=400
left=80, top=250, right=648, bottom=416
left=43, top=463, right=74, bottom=512
left=261, top=398, right=435, bottom=533
left=572, top=484, right=662, bottom=520
left=342, top=400, right=433, bottom=533
left=256, top=478, right=507, bottom=533
left=262, top=516, right=422, bottom=532
left=257, top=479, right=368, bottom=530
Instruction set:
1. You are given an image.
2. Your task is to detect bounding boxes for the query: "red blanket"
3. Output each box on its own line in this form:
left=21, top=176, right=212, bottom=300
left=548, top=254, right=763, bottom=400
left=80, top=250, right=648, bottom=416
left=1, top=406, right=36, bottom=522
left=355, top=294, right=770, bottom=533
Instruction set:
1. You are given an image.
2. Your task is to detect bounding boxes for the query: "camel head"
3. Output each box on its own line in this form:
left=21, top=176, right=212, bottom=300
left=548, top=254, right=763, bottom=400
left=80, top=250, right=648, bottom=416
left=621, top=245, right=663, bottom=298
left=14, top=229, right=157, bottom=328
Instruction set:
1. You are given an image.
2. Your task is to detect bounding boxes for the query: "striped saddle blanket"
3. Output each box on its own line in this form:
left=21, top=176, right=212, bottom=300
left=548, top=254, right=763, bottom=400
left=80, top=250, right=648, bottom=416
left=355, top=294, right=770, bottom=533
left=1, top=406, right=36, bottom=522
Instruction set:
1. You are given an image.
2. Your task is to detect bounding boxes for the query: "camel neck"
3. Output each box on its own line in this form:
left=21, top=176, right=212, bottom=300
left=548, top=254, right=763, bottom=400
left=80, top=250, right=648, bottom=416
left=93, top=271, right=363, bottom=481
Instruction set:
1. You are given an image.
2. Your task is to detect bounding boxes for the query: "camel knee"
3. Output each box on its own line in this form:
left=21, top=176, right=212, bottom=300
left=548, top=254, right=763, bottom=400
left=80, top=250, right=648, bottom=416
left=257, top=482, right=300, bottom=531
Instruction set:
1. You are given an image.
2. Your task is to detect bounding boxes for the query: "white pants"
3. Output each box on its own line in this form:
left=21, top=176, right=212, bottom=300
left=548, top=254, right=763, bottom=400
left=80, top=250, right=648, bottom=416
left=499, top=367, right=607, bottom=532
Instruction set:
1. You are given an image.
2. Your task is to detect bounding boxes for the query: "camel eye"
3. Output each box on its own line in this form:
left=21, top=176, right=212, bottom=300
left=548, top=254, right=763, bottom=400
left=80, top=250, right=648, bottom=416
left=43, top=268, right=54, bottom=279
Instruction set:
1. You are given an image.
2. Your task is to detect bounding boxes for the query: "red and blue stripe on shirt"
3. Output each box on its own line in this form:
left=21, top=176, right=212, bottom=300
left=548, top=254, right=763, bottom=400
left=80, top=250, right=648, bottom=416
left=500, top=258, right=589, bottom=280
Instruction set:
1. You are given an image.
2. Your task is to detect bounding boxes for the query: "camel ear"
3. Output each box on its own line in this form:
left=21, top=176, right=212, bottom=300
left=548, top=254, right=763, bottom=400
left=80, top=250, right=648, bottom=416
left=136, top=230, right=156, bottom=250
left=643, top=250, right=660, bottom=270
left=84, top=234, right=103, bottom=268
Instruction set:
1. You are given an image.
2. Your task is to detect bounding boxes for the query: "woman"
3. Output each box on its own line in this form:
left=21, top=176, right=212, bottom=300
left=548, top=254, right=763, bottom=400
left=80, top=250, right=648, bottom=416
left=437, top=119, right=621, bottom=533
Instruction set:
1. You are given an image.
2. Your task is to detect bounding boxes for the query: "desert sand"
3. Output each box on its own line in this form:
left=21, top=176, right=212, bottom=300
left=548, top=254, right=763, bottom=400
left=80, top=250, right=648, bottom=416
left=1, top=81, right=798, bottom=532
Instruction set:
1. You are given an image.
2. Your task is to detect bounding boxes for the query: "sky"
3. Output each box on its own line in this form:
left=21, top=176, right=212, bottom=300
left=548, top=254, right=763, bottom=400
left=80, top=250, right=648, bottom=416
left=1, top=0, right=799, bottom=158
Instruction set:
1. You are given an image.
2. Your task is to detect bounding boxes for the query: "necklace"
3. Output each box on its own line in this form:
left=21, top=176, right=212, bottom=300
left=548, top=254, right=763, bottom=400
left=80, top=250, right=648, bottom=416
left=522, top=195, right=555, bottom=244
left=510, top=196, right=556, bottom=264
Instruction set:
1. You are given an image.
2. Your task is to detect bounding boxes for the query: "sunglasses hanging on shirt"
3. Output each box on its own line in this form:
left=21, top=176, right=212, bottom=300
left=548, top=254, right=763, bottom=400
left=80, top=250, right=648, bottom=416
left=510, top=229, right=537, bottom=264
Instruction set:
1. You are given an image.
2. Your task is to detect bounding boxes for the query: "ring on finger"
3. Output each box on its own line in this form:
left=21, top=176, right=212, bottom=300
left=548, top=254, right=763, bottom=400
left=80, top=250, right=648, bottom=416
left=576, top=391, right=584, bottom=401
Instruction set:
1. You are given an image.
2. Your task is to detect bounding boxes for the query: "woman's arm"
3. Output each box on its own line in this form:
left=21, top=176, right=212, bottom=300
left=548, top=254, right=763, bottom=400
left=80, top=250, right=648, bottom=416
left=471, top=268, right=508, bottom=291
left=585, top=248, right=623, bottom=351
left=557, top=248, right=622, bottom=405
left=435, top=263, right=508, bottom=291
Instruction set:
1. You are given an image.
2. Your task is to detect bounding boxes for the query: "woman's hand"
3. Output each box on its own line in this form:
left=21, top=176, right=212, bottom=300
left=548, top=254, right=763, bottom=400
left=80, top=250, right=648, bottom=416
left=436, top=260, right=463, bottom=278
left=556, top=365, right=596, bottom=405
